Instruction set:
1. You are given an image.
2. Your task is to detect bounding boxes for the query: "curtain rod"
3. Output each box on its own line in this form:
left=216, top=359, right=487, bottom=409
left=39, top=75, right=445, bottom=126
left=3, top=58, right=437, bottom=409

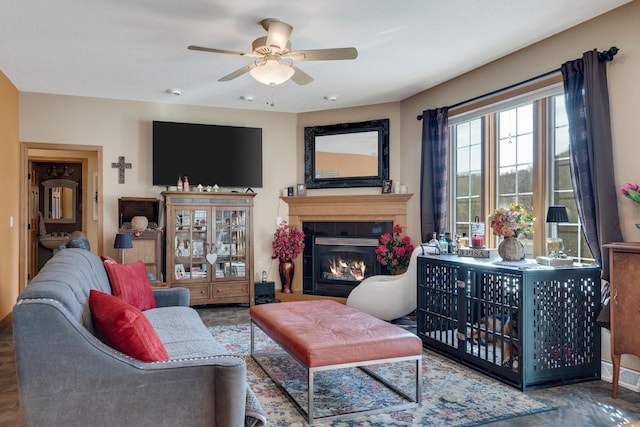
left=416, top=46, right=619, bottom=121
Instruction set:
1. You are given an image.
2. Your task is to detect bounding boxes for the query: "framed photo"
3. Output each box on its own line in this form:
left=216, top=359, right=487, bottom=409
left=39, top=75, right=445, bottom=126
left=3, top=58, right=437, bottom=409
left=382, top=179, right=393, bottom=194
left=217, top=243, right=230, bottom=256
left=297, top=183, right=307, bottom=196
left=174, top=264, right=185, bottom=279
left=191, top=240, right=204, bottom=257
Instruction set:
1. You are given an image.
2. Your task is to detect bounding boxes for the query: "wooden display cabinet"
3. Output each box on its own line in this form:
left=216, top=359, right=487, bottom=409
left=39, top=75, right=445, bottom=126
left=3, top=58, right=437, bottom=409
left=604, top=242, right=640, bottom=398
left=163, top=191, right=255, bottom=306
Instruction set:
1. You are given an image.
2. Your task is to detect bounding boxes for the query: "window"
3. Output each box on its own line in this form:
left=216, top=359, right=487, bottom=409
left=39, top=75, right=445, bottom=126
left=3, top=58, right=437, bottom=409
left=453, top=118, right=483, bottom=239
left=449, top=82, right=593, bottom=261
left=549, top=95, right=594, bottom=263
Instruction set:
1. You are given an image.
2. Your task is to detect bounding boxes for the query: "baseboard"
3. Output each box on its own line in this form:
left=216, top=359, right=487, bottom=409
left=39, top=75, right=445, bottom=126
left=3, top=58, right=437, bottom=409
left=0, top=312, right=12, bottom=333
left=601, top=361, right=640, bottom=393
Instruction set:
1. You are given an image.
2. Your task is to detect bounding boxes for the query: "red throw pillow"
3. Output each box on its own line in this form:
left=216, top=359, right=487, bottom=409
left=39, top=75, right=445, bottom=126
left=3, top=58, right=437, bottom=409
left=101, top=254, right=118, bottom=264
left=104, top=260, right=156, bottom=311
left=89, top=290, right=169, bottom=362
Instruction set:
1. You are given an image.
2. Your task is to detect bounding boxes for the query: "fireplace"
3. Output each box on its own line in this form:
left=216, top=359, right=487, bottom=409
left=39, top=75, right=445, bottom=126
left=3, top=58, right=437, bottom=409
left=302, top=221, right=392, bottom=298
left=281, top=193, right=412, bottom=299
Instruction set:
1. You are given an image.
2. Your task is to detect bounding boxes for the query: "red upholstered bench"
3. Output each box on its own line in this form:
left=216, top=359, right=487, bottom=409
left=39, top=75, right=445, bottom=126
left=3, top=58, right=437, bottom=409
left=250, top=300, right=422, bottom=424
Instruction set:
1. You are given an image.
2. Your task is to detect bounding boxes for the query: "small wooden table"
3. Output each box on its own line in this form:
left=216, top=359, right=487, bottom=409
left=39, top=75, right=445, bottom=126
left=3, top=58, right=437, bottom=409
left=250, top=300, right=422, bottom=424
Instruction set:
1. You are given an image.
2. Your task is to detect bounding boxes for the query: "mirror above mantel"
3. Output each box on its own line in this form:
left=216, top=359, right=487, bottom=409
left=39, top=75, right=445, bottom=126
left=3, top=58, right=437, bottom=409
left=304, top=119, right=389, bottom=189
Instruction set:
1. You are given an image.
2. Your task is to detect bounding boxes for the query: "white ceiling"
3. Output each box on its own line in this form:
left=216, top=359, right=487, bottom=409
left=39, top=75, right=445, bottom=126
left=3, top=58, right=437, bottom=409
left=0, top=0, right=631, bottom=113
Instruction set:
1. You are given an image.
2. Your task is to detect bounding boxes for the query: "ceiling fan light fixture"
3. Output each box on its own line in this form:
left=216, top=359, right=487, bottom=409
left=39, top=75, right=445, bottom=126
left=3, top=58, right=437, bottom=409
left=249, top=59, right=294, bottom=86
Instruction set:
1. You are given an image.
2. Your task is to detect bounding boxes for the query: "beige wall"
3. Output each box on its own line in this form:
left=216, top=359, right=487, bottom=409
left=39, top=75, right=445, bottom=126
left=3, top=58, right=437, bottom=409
left=19, top=94, right=297, bottom=283
left=0, top=70, right=19, bottom=323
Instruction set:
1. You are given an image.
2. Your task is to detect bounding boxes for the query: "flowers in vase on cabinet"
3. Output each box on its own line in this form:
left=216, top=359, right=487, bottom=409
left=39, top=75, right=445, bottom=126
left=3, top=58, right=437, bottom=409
left=375, top=225, right=414, bottom=275
left=271, top=221, right=305, bottom=261
left=488, top=203, right=534, bottom=238
left=619, top=182, right=640, bottom=204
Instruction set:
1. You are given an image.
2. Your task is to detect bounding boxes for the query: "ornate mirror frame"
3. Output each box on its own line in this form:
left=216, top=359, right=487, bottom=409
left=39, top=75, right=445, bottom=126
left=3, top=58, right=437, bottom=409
left=304, top=119, right=390, bottom=189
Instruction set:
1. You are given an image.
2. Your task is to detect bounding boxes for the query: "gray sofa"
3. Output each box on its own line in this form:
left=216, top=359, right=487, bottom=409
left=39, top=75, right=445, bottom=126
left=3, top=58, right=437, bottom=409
left=13, top=249, right=266, bottom=427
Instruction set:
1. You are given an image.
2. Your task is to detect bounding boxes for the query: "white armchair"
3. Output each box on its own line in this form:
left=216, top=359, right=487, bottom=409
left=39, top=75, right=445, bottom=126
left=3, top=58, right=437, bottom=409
left=347, top=245, right=426, bottom=321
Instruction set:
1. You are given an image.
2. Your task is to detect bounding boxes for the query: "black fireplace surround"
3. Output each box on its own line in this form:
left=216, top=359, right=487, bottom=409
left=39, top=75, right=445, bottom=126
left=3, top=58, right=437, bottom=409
left=302, top=221, right=393, bottom=298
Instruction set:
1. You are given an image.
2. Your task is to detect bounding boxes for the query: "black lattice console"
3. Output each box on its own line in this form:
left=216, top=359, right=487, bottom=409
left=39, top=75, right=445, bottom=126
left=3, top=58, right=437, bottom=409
left=417, top=254, right=601, bottom=390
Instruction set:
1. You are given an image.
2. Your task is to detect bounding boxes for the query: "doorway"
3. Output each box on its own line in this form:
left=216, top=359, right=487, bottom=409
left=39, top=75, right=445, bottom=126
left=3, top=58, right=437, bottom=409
left=20, top=142, right=103, bottom=290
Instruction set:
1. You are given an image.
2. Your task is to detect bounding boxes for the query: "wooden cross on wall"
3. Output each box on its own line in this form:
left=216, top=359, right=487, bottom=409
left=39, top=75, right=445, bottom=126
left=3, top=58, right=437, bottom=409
left=111, top=156, right=132, bottom=184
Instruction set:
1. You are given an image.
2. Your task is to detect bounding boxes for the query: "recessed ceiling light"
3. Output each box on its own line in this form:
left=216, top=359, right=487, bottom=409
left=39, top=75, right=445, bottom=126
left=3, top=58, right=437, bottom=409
left=166, top=88, right=182, bottom=96
left=323, top=95, right=338, bottom=101
left=241, top=95, right=256, bottom=102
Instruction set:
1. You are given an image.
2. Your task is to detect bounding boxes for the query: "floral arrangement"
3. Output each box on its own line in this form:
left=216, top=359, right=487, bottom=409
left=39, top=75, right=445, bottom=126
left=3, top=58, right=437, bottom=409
left=619, top=182, right=640, bottom=204
left=271, top=221, right=305, bottom=261
left=375, top=225, right=414, bottom=274
left=488, top=203, right=534, bottom=238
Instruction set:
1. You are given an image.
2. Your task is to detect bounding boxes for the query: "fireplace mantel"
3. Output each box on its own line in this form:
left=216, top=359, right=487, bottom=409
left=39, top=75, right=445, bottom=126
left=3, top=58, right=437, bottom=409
left=281, top=193, right=412, bottom=300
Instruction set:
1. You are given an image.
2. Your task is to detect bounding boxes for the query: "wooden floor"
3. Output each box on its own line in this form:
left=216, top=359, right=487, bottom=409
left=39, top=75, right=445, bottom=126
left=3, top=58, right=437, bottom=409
left=3, top=305, right=640, bottom=426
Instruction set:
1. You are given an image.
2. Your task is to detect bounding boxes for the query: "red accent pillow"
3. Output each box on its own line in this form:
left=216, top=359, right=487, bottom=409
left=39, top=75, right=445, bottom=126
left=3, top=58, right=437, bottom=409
left=104, top=260, right=156, bottom=311
left=101, top=254, right=118, bottom=264
left=89, top=290, right=169, bottom=362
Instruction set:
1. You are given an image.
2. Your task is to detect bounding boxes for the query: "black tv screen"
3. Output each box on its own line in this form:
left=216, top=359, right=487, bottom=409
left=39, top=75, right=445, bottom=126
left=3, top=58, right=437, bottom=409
left=153, top=121, right=263, bottom=188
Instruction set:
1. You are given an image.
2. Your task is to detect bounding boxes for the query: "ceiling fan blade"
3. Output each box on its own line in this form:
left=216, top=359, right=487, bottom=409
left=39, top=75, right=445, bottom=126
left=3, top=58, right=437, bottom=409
left=286, top=47, right=358, bottom=61
left=218, top=63, right=256, bottom=82
left=290, top=65, right=314, bottom=85
left=188, top=45, right=250, bottom=56
left=261, top=19, right=293, bottom=51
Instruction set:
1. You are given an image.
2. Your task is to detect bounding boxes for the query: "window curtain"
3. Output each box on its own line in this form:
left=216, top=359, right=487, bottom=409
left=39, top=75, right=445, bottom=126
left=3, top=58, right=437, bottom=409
left=420, top=107, right=449, bottom=242
left=561, top=49, right=622, bottom=326
left=561, top=49, right=622, bottom=277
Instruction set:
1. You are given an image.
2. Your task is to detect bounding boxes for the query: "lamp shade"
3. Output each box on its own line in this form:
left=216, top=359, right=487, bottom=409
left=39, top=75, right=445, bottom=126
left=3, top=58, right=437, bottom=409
left=546, top=206, right=569, bottom=223
left=249, top=60, right=295, bottom=86
left=113, top=233, right=133, bottom=249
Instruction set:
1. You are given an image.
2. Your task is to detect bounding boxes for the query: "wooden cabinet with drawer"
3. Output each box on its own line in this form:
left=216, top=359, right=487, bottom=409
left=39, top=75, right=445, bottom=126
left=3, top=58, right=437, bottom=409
left=163, top=191, right=255, bottom=306
left=604, top=242, right=640, bottom=398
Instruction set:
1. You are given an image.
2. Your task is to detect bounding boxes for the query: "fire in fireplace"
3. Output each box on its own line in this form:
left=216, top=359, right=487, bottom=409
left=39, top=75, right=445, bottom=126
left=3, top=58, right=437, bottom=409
left=313, top=237, right=381, bottom=298
left=326, top=257, right=366, bottom=281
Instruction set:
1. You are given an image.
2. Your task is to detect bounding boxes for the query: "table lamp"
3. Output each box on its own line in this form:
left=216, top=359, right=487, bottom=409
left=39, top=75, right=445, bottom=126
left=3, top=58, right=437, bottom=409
left=114, top=233, right=133, bottom=263
left=545, top=206, right=569, bottom=258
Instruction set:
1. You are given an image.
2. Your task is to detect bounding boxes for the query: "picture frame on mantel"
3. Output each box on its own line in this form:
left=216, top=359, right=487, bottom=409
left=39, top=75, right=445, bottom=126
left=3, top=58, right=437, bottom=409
left=304, top=119, right=390, bottom=189
left=381, top=179, right=393, bottom=194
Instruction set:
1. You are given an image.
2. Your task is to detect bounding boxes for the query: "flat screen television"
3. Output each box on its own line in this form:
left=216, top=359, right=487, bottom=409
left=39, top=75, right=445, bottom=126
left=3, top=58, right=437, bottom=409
left=152, top=121, right=263, bottom=188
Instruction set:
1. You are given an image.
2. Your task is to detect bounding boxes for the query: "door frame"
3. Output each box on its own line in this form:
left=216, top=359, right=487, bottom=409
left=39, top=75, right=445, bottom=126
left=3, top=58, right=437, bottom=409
left=20, top=142, right=103, bottom=290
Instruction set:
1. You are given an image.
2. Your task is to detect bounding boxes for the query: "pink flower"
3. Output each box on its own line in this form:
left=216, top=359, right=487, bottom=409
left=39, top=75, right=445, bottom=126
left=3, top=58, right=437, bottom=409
left=375, top=225, right=413, bottom=274
left=272, top=221, right=305, bottom=261
left=619, top=182, right=640, bottom=204
left=488, top=203, right=534, bottom=238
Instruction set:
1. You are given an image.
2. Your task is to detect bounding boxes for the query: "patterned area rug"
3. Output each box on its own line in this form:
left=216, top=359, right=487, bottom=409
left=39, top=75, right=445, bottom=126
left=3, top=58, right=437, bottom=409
left=209, top=323, right=554, bottom=426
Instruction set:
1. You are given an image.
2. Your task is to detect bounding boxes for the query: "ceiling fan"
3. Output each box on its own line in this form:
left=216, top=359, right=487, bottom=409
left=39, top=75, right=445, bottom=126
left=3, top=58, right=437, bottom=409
left=188, top=18, right=358, bottom=86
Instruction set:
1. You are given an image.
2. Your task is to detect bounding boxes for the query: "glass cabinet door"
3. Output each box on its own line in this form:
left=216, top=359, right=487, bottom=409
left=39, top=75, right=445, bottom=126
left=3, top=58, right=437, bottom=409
left=214, top=209, right=247, bottom=279
left=173, top=208, right=209, bottom=281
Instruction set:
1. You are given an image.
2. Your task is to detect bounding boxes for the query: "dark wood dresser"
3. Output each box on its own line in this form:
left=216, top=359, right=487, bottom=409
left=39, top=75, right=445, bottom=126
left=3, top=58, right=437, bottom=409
left=604, top=242, right=640, bottom=398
